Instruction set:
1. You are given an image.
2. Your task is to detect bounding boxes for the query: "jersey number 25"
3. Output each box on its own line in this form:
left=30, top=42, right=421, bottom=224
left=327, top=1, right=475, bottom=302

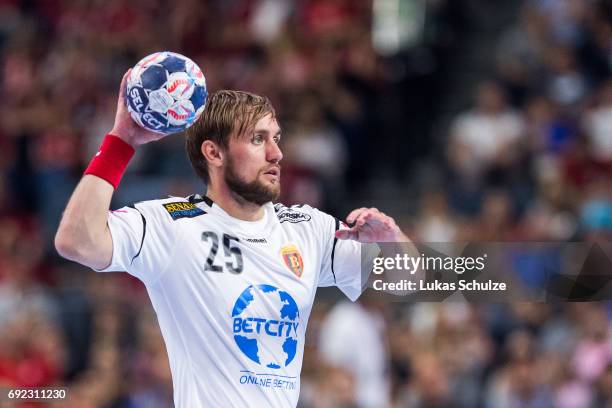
left=201, top=231, right=243, bottom=274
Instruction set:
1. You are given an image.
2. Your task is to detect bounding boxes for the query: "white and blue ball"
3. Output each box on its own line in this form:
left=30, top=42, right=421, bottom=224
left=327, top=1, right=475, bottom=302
left=125, top=51, right=207, bottom=135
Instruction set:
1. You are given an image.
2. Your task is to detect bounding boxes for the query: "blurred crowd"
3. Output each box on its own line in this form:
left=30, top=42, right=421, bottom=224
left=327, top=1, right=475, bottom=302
left=426, top=0, right=612, bottom=243
left=0, top=0, right=612, bottom=407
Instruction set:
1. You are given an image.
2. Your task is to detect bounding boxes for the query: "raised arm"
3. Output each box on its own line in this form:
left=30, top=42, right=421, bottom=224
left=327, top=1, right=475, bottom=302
left=55, top=174, right=116, bottom=269
left=55, top=70, right=165, bottom=269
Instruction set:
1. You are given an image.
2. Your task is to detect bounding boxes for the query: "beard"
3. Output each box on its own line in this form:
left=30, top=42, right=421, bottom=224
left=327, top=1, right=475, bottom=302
left=224, top=155, right=280, bottom=206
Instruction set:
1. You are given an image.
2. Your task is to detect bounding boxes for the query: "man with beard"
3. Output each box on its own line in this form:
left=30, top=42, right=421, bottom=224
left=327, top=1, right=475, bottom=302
left=55, top=70, right=406, bottom=407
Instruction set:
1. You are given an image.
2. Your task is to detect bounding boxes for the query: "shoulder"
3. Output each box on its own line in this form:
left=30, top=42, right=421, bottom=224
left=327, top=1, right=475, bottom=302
left=131, top=194, right=208, bottom=222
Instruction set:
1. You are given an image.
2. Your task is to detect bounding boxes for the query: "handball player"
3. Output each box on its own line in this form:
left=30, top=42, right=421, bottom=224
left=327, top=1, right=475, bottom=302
left=55, top=70, right=408, bottom=407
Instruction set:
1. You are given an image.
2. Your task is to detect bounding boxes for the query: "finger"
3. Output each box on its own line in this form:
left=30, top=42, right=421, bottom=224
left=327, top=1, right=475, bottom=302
left=118, top=69, right=131, bottom=105
left=120, top=69, right=131, bottom=92
left=355, top=211, right=373, bottom=227
left=366, top=211, right=389, bottom=226
left=384, top=217, right=397, bottom=229
left=351, top=208, right=385, bottom=226
left=346, top=208, right=367, bottom=224
left=335, top=229, right=358, bottom=240
left=346, top=208, right=364, bottom=224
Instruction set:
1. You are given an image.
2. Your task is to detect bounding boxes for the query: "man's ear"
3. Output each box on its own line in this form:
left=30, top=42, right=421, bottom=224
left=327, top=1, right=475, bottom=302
left=202, top=140, right=224, bottom=168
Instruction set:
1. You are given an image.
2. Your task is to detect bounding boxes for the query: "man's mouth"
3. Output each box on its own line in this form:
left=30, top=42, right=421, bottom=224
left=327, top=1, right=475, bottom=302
left=263, top=167, right=281, bottom=177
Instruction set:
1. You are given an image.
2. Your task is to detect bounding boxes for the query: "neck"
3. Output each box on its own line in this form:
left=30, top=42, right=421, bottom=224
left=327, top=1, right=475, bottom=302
left=206, top=182, right=266, bottom=221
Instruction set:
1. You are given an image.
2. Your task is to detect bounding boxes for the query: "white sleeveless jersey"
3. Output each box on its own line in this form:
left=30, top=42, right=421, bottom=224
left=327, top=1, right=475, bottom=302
left=96, top=194, right=363, bottom=407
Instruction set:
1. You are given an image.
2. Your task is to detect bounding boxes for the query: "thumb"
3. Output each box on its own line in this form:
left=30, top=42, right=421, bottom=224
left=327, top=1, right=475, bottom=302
left=118, top=69, right=131, bottom=107
left=335, top=229, right=357, bottom=240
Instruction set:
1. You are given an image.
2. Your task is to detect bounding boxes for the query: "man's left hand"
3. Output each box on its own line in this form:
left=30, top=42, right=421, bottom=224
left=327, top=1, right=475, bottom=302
left=335, top=207, right=407, bottom=242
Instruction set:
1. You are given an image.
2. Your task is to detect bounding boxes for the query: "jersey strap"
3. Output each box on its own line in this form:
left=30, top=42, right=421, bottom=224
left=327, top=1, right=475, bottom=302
left=330, top=217, right=340, bottom=284
left=126, top=204, right=147, bottom=265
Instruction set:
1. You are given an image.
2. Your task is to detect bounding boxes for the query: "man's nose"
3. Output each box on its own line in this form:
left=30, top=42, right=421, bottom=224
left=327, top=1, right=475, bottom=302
left=267, top=140, right=283, bottom=163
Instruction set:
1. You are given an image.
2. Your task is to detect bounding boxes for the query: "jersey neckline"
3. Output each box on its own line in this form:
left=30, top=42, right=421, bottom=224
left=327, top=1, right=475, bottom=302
left=190, top=193, right=276, bottom=235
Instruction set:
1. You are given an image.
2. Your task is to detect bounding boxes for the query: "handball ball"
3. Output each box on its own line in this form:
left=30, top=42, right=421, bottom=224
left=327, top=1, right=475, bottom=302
left=125, top=51, right=207, bottom=135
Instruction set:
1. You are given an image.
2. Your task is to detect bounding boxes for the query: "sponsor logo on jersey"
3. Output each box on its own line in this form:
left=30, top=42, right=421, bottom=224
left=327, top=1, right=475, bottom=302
left=231, top=284, right=300, bottom=370
left=276, top=207, right=311, bottom=224
left=238, top=370, right=297, bottom=390
left=245, top=237, right=267, bottom=243
left=162, top=201, right=206, bottom=220
left=281, top=244, right=304, bottom=278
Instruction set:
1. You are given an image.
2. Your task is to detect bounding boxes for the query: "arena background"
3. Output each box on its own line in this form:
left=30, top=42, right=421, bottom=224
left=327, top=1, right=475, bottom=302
left=1, top=0, right=612, bottom=407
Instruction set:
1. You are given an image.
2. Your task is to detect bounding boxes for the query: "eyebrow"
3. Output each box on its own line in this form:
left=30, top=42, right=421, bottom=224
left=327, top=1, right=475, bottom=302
left=237, top=127, right=281, bottom=140
left=253, top=129, right=282, bottom=136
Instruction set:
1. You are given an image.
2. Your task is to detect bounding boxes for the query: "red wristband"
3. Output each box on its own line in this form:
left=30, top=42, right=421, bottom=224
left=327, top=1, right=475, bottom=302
left=84, top=134, right=135, bottom=189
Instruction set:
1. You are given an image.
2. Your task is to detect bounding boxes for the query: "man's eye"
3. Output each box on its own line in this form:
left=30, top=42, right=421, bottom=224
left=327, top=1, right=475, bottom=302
left=273, top=135, right=281, bottom=144
left=252, top=135, right=264, bottom=144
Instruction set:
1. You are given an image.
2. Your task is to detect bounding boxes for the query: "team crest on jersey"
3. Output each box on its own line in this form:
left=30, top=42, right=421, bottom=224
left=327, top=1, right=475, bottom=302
left=163, top=201, right=206, bottom=220
left=275, top=206, right=311, bottom=224
left=281, top=244, right=304, bottom=278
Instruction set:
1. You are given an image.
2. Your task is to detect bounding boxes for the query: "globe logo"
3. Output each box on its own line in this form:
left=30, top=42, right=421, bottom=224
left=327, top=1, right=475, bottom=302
left=231, top=284, right=300, bottom=369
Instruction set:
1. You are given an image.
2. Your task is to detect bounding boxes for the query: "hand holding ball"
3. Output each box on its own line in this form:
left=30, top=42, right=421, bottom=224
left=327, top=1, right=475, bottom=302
left=125, top=52, right=207, bottom=135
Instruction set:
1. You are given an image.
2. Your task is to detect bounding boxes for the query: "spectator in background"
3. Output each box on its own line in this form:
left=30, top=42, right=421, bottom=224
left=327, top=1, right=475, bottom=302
left=524, top=95, right=576, bottom=156
left=447, top=81, right=527, bottom=216
left=124, top=309, right=174, bottom=408
left=497, top=4, right=550, bottom=106
left=486, top=329, right=555, bottom=408
left=543, top=45, right=588, bottom=108
left=318, top=297, right=390, bottom=408
left=398, top=351, right=453, bottom=408
left=519, top=156, right=577, bottom=240
left=583, top=80, right=612, bottom=165
left=283, top=94, right=348, bottom=209
left=570, top=303, right=611, bottom=384
left=470, top=190, right=517, bottom=241
left=414, top=188, right=458, bottom=242
left=530, top=0, right=587, bottom=47
left=448, top=81, right=525, bottom=185
left=579, top=179, right=612, bottom=240
left=577, top=1, right=612, bottom=85
left=305, top=365, right=357, bottom=408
